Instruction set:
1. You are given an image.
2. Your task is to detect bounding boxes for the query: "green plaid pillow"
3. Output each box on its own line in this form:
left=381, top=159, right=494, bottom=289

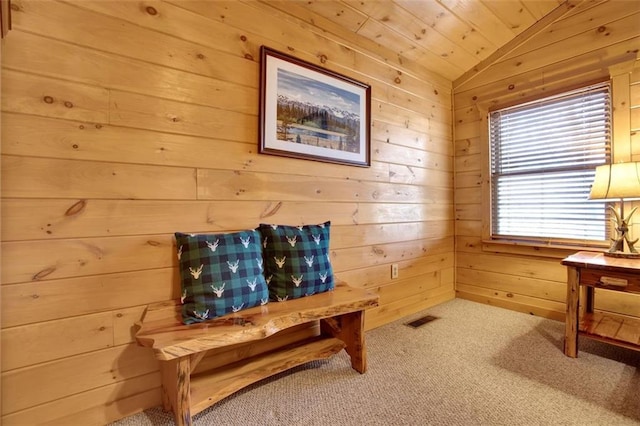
left=175, top=230, right=269, bottom=324
left=259, top=222, right=335, bottom=301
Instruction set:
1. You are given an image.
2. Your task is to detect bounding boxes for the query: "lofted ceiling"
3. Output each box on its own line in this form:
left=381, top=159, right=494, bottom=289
left=260, top=0, right=570, bottom=84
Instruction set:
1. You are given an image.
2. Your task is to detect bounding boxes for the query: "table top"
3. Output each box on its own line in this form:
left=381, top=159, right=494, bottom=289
left=561, top=251, right=640, bottom=273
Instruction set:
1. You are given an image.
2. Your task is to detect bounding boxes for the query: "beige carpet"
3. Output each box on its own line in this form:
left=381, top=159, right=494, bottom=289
left=112, top=299, right=640, bottom=425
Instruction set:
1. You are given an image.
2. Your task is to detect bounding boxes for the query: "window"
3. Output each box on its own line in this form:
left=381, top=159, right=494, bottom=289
left=489, top=82, right=611, bottom=246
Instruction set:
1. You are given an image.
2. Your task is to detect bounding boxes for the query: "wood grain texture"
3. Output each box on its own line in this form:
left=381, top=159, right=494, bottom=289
left=564, top=253, right=640, bottom=356
left=2, top=235, right=176, bottom=284
left=253, top=0, right=559, bottom=83
left=137, top=283, right=376, bottom=424
left=136, top=283, right=378, bottom=361
left=2, top=269, right=177, bottom=328
left=109, top=90, right=257, bottom=142
left=456, top=285, right=566, bottom=322
left=1, top=312, right=114, bottom=371
left=187, top=337, right=345, bottom=421
left=0, top=0, right=587, bottom=422
left=365, top=286, right=454, bottom=329
left=1, top=344, right=159, bottom=415
left=564, top=267, right=584, bottom=358
left=1, top=199, right=361, bottom=241
left=1, top=69, right=109, bottom=122
left=2, top=373, right=160, bottom=425
left=455, top=11, right=640, bottom=92
left=185, top=0, right=452, bottom=88
left=352, top=1, right=479, bottom=74
left=196, top=169, right=450, bottom=203
left=2, top=155, right=196, bottom=200
left=1, top=112, right=393, bottom=185
left=452, top=0, right=640, bottom=324
left=190, top=322, right=319, bottom=375
left=161, top=358, right=191, bottom=424
left=322, top=311, right=366, bottom=372
left=0, top=0, right=10, bottom=38
left=595, top=290, right=640, bottom=317
left=3, top=31, right=258, bottom=114
left=11, top=0, right=254, bottom=84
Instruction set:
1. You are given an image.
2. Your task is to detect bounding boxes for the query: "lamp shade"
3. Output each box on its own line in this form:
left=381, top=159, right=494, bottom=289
left=589, top=162, right=640, bottom=200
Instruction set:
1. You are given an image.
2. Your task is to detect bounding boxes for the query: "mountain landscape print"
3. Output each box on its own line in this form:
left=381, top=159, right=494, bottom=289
left=259, top=46, right=370, bottom=167
left=276, top=68, right=361, bottom=154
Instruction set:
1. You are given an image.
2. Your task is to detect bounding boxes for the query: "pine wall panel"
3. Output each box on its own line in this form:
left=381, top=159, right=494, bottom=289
left=0, top=0, right=454, bottom=423
left=453, top=1, right=640, bottom=321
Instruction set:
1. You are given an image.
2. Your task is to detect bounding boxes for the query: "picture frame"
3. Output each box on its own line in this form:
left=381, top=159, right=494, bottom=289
left=259, top=46, right=371, bottom=167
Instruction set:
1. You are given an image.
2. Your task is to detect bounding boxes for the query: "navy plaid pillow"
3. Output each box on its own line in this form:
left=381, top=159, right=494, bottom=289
left=175, top=230, right=269, bottom=324
left=259, top=222, right=335, bottom=301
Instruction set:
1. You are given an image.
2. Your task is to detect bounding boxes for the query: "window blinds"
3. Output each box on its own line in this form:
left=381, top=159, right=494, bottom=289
left=490, top=82, right=611, bottom=243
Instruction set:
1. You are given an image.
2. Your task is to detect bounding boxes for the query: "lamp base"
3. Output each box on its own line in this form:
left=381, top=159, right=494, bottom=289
left=607, top=205, right=639, bottom=257
left=604, top=251, right=640, bottom=259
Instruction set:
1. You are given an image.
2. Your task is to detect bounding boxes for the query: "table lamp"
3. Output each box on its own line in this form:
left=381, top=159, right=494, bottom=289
left=589, top=161, right=640, bottom=258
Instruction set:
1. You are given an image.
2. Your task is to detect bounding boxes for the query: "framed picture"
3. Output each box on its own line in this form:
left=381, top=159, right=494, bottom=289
left=259, top=46, right=371, bottom=167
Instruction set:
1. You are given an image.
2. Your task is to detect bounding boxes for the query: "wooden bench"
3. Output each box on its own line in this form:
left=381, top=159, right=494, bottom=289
left=135, top=282, right=379, bottom=426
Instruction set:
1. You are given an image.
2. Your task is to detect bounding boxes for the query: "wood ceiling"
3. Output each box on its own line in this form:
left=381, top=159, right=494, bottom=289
left=259, top=0, right=570, bottom=84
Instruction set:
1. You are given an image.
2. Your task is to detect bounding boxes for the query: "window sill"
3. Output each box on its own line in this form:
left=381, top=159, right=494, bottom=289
left=482, top=239, right=608, bottom=260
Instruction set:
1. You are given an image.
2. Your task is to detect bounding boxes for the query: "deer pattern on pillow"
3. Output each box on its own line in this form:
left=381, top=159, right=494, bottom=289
left=259, top=221, right=335, bottom=301
left=175, top=230, right=269, bottom=324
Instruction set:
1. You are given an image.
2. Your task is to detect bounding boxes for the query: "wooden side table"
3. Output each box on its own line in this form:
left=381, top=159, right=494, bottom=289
left=562, top=251, right=640, bottom=357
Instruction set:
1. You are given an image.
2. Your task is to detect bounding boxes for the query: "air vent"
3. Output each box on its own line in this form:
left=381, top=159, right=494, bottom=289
left=405, top=315, right=439, bottom=328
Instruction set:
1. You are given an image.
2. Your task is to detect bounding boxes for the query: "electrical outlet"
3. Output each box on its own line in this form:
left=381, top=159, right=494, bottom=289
left=391, top=263, right=399, bottom=279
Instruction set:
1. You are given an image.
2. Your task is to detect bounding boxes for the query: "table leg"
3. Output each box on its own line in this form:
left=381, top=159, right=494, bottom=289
left=564, top=266, right=580, bottom=358
left=584, top=286, right=594, bottom=314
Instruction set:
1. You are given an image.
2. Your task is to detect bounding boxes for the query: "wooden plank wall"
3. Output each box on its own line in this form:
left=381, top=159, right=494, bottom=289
left=0, top=0, right=454, bottom=424
left=453, top=0, right=640, bottom=321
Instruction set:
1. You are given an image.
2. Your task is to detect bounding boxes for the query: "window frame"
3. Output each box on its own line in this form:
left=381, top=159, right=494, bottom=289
left=481, top=79, right=613, bottom=256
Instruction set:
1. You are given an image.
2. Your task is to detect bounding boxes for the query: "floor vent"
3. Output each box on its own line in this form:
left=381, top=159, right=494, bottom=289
left=405, top=315, right=439, bottom=328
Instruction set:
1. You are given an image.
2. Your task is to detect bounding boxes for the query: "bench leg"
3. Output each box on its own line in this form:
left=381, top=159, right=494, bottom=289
left=161, top=357, right=192, bottom=426
left=321, top=310, right=367, bottom=373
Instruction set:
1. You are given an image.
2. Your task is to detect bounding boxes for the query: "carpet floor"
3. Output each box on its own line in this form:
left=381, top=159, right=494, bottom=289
left=111, top=298, right=640, bottom=425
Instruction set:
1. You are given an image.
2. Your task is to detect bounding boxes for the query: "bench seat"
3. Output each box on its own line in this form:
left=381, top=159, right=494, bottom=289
left=136, top=282, right=378, bottom=425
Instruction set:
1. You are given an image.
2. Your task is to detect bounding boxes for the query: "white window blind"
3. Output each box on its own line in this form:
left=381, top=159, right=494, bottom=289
left=489, top=82, right=611, bottom=244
